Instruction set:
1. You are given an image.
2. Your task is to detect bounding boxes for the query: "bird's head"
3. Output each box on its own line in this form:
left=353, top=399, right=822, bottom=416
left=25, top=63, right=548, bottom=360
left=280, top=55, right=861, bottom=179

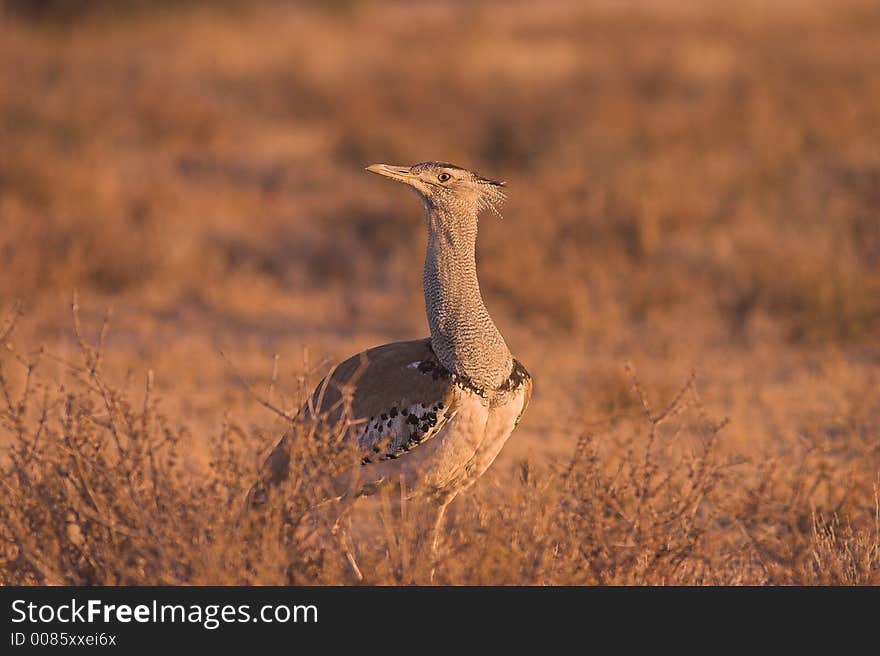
left=366, top=161, right=506, bottom=218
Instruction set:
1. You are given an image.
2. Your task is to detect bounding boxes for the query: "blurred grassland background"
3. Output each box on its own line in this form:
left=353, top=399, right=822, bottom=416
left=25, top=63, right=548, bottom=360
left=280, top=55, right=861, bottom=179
left=0, top=0, right=879, bottom=584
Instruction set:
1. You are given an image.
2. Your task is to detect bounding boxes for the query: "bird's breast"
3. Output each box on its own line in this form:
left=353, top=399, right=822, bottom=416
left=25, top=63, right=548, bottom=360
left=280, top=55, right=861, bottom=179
left=418, top=389, right=492, bottom=492
left=466, top=384, right=530, bottom=485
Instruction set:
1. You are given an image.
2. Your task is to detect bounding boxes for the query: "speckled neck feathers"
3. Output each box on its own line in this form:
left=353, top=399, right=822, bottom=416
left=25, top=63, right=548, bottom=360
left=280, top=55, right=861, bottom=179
left=423, top=203, right=513, bottom=391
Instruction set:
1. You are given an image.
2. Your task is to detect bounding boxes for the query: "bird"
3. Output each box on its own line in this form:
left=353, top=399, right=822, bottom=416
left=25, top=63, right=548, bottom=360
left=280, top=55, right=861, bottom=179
left=246, top=161, right=532, bottom=558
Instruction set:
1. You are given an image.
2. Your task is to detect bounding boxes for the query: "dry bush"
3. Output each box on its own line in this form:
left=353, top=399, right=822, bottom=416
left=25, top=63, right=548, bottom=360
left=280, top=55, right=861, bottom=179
left=2, top=0, right=879, bottom=344
left=2, top=307, right=876, bottom=585
left=809, top=508, right=880, bottom=585
left=0, top=306, right=356, bottom=585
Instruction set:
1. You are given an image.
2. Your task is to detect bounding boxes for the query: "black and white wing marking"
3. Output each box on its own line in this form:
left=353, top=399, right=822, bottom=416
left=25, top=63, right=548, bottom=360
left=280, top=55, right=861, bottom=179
left=358, top=399, right=456, bottom=464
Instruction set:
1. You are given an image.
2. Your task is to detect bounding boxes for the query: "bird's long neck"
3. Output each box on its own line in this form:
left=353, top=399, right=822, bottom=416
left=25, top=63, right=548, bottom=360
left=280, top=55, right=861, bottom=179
left=423, top=204, right=513, bottom=391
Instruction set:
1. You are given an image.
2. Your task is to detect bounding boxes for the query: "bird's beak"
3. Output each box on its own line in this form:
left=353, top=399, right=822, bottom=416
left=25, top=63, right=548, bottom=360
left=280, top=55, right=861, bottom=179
left=365, top=164, right=414, bottom=184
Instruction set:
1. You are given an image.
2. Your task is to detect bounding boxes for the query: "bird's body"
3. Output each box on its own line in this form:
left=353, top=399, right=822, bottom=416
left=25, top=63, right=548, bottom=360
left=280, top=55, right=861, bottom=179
left=247, top=162, right=531, bottom=539
left=258, top=338, right=530, bottom=502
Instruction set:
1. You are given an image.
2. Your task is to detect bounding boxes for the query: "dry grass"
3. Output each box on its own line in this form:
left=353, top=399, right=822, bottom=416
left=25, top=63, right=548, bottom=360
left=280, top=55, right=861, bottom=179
left=1, top=0, right=879, bottom=584
left=1, top=306, right=877, bottom=585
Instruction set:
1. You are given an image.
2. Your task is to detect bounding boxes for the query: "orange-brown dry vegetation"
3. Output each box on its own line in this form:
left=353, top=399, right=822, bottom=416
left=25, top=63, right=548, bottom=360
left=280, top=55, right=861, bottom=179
left=1, top=0, right=878, bottom=585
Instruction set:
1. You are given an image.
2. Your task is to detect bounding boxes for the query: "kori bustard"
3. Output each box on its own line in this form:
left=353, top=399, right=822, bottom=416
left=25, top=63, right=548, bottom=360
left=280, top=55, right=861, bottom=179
left=247, top=161, right=532, bottom=552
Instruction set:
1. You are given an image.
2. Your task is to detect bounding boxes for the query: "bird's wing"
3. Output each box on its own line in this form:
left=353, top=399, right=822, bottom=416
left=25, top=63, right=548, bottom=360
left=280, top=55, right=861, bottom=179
left=249, top=339, right=459, bottom=504
left=308, top=338, right=459, bottom=463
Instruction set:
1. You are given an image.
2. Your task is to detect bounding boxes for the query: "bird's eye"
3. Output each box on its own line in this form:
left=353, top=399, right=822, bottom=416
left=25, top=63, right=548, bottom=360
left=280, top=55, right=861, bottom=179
left=437, top=173, right=451, bottom=182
